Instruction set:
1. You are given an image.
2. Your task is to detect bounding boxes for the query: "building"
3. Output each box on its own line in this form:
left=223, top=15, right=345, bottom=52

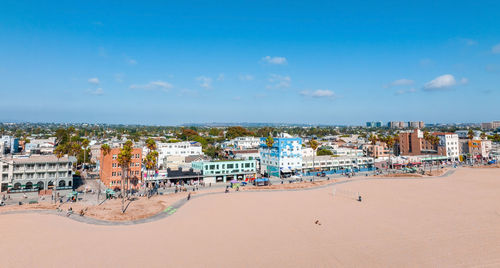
left=191, top=159, right=257, bottom=183
left=231, top=136, right=261, bottom=149
left=301, top=155, right=374, bottom=174
left=434, top=132, right=460, bottom=160
left=331, top=147, right=364, bottom=157
left=0, top=155, right=75, bottom=193
left=366, top=121, right=383, bottom=128
left=302, top=148, right=314, bottom=158
left=399, top=129, right=459, bottom=160
left=481, top=121, right=500, bottom=130
left=259, top=133, right=302, bottom=177
left=468, top=139, right=492, bottom=158
left=100, top=147, right=143, bottom=190
left=155, top=141, right=203, bottom=168
left=388, top=121, right=424, bottom=129
left=363, top=142, right=391, bottom=158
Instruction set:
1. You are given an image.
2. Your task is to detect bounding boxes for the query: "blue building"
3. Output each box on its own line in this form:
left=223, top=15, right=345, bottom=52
left=259, top=133, right=302, bottom=177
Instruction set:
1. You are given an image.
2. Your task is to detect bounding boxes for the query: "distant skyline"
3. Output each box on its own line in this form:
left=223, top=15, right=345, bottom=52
left=1, top=1, right=500, bottom=125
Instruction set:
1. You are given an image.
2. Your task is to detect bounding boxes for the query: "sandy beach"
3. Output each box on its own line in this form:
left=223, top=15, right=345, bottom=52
left=1, top=167, right=500, bottom=267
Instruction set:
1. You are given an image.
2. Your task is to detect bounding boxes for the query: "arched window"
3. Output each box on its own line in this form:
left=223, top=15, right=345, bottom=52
left=37, top=181, right=44, bottom=190
left=25, top=182, right=33, bottom=189
left=58, top=180, right=66, bottom=187
left=13, top=183, right=21, bottom=190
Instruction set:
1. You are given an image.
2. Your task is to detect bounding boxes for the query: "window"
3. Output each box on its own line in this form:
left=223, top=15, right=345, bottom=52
left=112, top=172, right=116, bottom=176
left=112, top=154, right=117, bottom=160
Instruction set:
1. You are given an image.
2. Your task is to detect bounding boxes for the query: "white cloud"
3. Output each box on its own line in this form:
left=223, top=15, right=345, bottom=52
left=423, top=74, right=457, bottom=91
left=261, top=56, right=287, bottom=65
left=300, top=89, right=336, bottom=99
left=129, top=80, right=173, bottom=91
left=88, top=77, right=100, bottom=85
left=492, top=43, right=500, bottom=54
left=196, top=76, right=213, bottom=89
left=238, top=74, right=254, bottom=81
left=386, top=78, right=414, bottom=88
left=267, top=74, right=291, bottom=89
left=86, top=88, right=104, bottom=95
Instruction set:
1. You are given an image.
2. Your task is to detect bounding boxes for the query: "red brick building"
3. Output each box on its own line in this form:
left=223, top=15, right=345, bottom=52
left=100, top=147, right=143, bottom=190
left=398, top=129, right=446, bottom=156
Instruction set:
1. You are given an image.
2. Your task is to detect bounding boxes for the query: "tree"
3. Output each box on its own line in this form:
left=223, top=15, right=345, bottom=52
left=144, top=138, right=158, bottom=195
left=368, top=134, right=378, bottom=145
left=265, top=135, right=274, bottom=177
left=309, top=139, right=319, bottom=178
left=317, top=148, right=333, bottom=156
left=226, top=126, right=254, bottom=139
left=467, top=129, right=474, bottom=140
left=53, top=145, right=65, bottom=203
left=117, top=140, right=133, bottom=213
left=99, top=144, right=110, bottom=203
left=480, top=132, right=486, bottom=140
left=81, top=138, right=90, bottom=168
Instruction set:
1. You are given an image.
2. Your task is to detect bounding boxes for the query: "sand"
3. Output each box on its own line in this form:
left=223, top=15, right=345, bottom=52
left=1, top=168, right=500, bottom=267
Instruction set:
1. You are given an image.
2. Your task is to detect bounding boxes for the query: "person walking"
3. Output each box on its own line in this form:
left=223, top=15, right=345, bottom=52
left=187, top=193, right=191, bottom=201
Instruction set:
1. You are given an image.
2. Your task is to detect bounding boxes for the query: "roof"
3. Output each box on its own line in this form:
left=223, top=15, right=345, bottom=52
left=2, top=155, right=76, bottom=164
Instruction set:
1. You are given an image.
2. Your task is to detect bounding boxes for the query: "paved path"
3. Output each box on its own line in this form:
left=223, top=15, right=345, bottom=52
left=0, top=169, right=457, bottom=226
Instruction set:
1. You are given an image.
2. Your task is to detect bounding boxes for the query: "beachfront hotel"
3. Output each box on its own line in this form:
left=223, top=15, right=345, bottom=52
left=0, top=155, right=75, bottom=193
left=259, top=133, right=303, bottom=177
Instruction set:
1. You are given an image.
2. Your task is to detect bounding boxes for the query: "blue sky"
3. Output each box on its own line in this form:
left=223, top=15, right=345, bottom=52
left=1, top=0, right=500, bottom=125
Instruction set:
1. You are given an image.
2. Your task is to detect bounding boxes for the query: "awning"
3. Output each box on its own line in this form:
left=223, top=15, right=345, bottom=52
left=280, top=167, right=292, bottom=173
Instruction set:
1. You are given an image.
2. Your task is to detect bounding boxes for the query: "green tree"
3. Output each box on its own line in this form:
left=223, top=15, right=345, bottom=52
left=317, top=148, right=333, bottom=156
left=117, top=140, right=133, bottom=213
left=309, top=139, right=319, bottom=178
left=467, top=129, right=474, bottom=140
left=99, top=144, right=110, bottom=203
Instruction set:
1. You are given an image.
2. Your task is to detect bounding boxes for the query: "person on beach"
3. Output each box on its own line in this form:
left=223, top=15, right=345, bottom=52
left=187, top=193, right=191, bottom=200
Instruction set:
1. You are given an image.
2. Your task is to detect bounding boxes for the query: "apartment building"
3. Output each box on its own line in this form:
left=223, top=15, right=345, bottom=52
left=259, top=133, right=302, bottom=177
left=100, top=147, right=143, bottom=189
left=231, top=136, right=261, bottom=149
left=481, top=121, right=500, bottom=130
left=399, top=129, right=459, bottom=160
left=153, top=141, right=203, bottom=168
left=0, top=155, right=75, bottom=193
left=363, top=142, right=391, bottom=158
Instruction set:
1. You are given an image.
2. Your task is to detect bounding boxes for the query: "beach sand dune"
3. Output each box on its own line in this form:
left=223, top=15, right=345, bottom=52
left=1, top=168, right=500, bottom=267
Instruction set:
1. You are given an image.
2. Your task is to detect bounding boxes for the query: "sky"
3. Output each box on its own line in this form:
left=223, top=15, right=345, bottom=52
left=1, top=0, right=500, bottom=125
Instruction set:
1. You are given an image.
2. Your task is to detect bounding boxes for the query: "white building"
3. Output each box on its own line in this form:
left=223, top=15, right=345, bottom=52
left=231, top=136, right=261, bottom=149
left=0, top=155, right=76, bottom=193
left=331, top=147, right=364, bottom=157
left=302, top=155, right=374, bottom=173
left=259, top=133, right=302, bottom=177
left=302, top=148, right=314, bottom=158
left=435, top=133, right=460, bottom=160
left=151, top=141, right=203, bottom=168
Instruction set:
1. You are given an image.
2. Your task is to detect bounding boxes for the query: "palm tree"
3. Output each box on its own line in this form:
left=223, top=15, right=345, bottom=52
left=265, top=135, right=274, bottom=178
left=99, top=144, right=110, bottom=203
left=144, top=138, right=157, bottom=192
left=117, top=140, right=133, bottom=213
left=309, top=139, right=319, bottom=177
left=53, top=145, right=65, bottom=204
left=467, top=129, right=474, bottom=140
left=81, top=138, right=90, bottom=170
left=368, top=134, right=378, bottom=145
left=143, top=151, right=158, bottom=197
left=480, top=132, right=486, bottom=140
left=430, top=136, right=440, bottom=173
